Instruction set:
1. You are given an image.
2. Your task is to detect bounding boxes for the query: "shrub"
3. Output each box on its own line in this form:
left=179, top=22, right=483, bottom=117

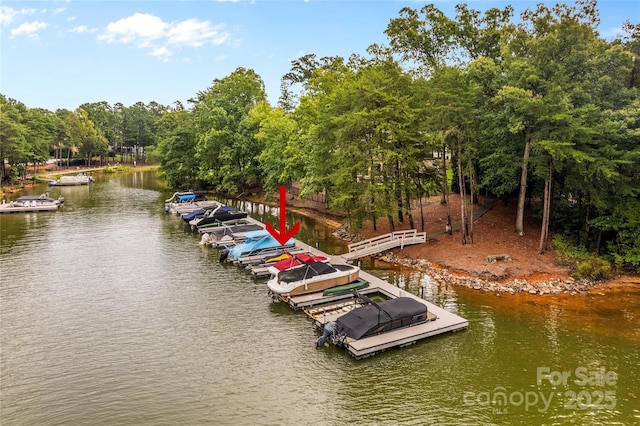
left=575, top=259, right=612, bottom=281
left=552, top=234, right=614, bottom=281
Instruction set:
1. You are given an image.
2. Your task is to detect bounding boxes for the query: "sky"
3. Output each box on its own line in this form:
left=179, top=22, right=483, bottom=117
left=1, top=0, right=637, bottom=112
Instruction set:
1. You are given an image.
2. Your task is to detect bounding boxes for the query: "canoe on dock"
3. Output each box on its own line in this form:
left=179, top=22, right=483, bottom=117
left=322, top=279, right=369, bottom=296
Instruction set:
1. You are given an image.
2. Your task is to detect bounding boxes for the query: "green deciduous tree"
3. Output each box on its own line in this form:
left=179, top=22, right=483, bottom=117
left=193, top=67, right=267, bottom=193
left=0, top=96, right=29, bottom=181
left=247, top=102, right=299, bottom=194
left=424, top=67, right=479, bottom=243
left=156, top=102, right=199, bottom=188
left=75, top=109, right=108, bottom=167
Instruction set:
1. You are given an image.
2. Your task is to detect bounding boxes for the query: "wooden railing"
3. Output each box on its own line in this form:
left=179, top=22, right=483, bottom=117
left=343, top=229, right=426, bottom=260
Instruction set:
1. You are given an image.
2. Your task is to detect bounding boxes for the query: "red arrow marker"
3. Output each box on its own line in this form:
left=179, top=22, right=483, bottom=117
left=265, top=185, right=301, bottom=245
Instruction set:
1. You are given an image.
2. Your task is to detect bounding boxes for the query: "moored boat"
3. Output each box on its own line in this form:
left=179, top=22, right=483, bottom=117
left=315, top=295, right=431, bottom=348
left=199, top=223, right=263, bottom=246
left=0, top=193, right=65, bottom=213
left=267, top=261, right=360, bottom=297
left=164, top=191, right=218, bottom=214
left=247, top=251, right=305, bottom=276
left=265, top=252, right=330, bottom=276
left=181, top=207, right=209, bottom=223
left=48, top=173, right=94, bottom=186
left=220, top=230, right=296, bottom=263
left=191, top=205, right=248, bottom=229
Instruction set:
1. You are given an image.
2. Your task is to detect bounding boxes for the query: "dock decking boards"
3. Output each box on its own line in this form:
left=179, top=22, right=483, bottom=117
left=182, top=214, right=468, bottom=359
left=236, top=217, right=468, bottom=359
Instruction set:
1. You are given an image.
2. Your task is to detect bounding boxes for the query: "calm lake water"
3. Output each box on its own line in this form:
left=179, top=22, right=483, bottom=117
left=1, top=170, right=638, bottom=425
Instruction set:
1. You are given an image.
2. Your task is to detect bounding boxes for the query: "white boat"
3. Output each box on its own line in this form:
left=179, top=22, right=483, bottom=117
left=267, top=261, right=360, bottom=297
left=49, top=173, right=94, bottom=186
left=199, top=223, right=263, bottom=246
left=0, top=194, right=65, bottom=213
left=164, top=191, right=219, bottom=214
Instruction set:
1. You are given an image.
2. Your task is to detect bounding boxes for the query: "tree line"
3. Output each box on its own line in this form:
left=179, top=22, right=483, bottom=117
left=1, top=1, right=638, bottom=272
left=0, top=98, right=165, bottom=180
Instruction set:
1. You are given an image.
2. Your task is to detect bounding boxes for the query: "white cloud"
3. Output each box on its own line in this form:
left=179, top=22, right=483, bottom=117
left=69, top=25, right=95, bottom=34
left=0, top=6, right=18, bottom=26
left=99, top=13, right=167, bottom=46
left=99, top=12, right=231, bottom=59
left=167, top=19, right=228, bottom=47
left=10, top=21, right=48, bottom=40
left=1, top=6, right=36, bottom=26
left=150, top=46, right=173, bottom=61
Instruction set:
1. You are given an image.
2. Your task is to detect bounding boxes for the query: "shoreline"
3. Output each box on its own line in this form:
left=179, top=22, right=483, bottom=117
left=5, top=176, right=636, bottom=295
left=265, top=198, right=639, bottom=296
left=312, top=208, right=640, bottom=296
left=373, top=252, right=610, bottom=296
left=1, top=164, right=158, bottom=198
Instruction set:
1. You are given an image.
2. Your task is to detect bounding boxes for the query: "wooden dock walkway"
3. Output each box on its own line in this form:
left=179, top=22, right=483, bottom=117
left=284, top=254, right=468, bottom=358
left=279, top=235, right=468, bottom=359
left=342, top=229, right=426, bottom=261
left=211, top=216, right=467, bottom=359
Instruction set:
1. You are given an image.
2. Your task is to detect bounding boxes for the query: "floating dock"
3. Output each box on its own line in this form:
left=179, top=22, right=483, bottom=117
left=283, top=262, right=468, bottom=359
left=237, top=217, right=468, bottom=359
left=179, top=212, right=467, bottom=359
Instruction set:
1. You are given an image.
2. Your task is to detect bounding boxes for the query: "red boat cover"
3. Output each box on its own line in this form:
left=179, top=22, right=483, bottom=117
left=272, top=253, right=329, bottom=271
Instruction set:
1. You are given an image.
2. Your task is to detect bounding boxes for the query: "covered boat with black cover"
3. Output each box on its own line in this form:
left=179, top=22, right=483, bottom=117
left=335, top=297, right=428, bottom=341
left=192, top=205, right=248, bottom=229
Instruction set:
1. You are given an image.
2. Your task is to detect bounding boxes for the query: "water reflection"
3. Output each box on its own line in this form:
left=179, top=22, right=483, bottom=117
left=1, top=170, right=638, bottom=425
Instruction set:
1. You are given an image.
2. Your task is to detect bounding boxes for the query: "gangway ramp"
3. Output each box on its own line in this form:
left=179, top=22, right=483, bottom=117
left=342, top=229, right=426, bottom=261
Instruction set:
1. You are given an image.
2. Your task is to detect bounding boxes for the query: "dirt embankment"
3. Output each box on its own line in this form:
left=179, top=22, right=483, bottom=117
left=279, top=192, right=639, bottom=295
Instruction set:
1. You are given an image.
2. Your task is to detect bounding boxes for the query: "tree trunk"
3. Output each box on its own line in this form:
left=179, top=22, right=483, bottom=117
left=396, top=160, right=403, bottom=224
left=469, top=164, right=476, bottom=245
left=516, top=135, right=531, bottom=236
left=441, top=141, right=452, bottom=234
left=538, top=163, right=553, bottom=254
left=387, top=215, right=395, bottom=233
left=405, top=188, right=415, bottom=230
left=419, top=194, right=425, bottom=233
left=457, top=138, right=467, bottom=245
left=440, top=141, right=448, bottom=205
left=584, top=196, right=591, bottom=248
